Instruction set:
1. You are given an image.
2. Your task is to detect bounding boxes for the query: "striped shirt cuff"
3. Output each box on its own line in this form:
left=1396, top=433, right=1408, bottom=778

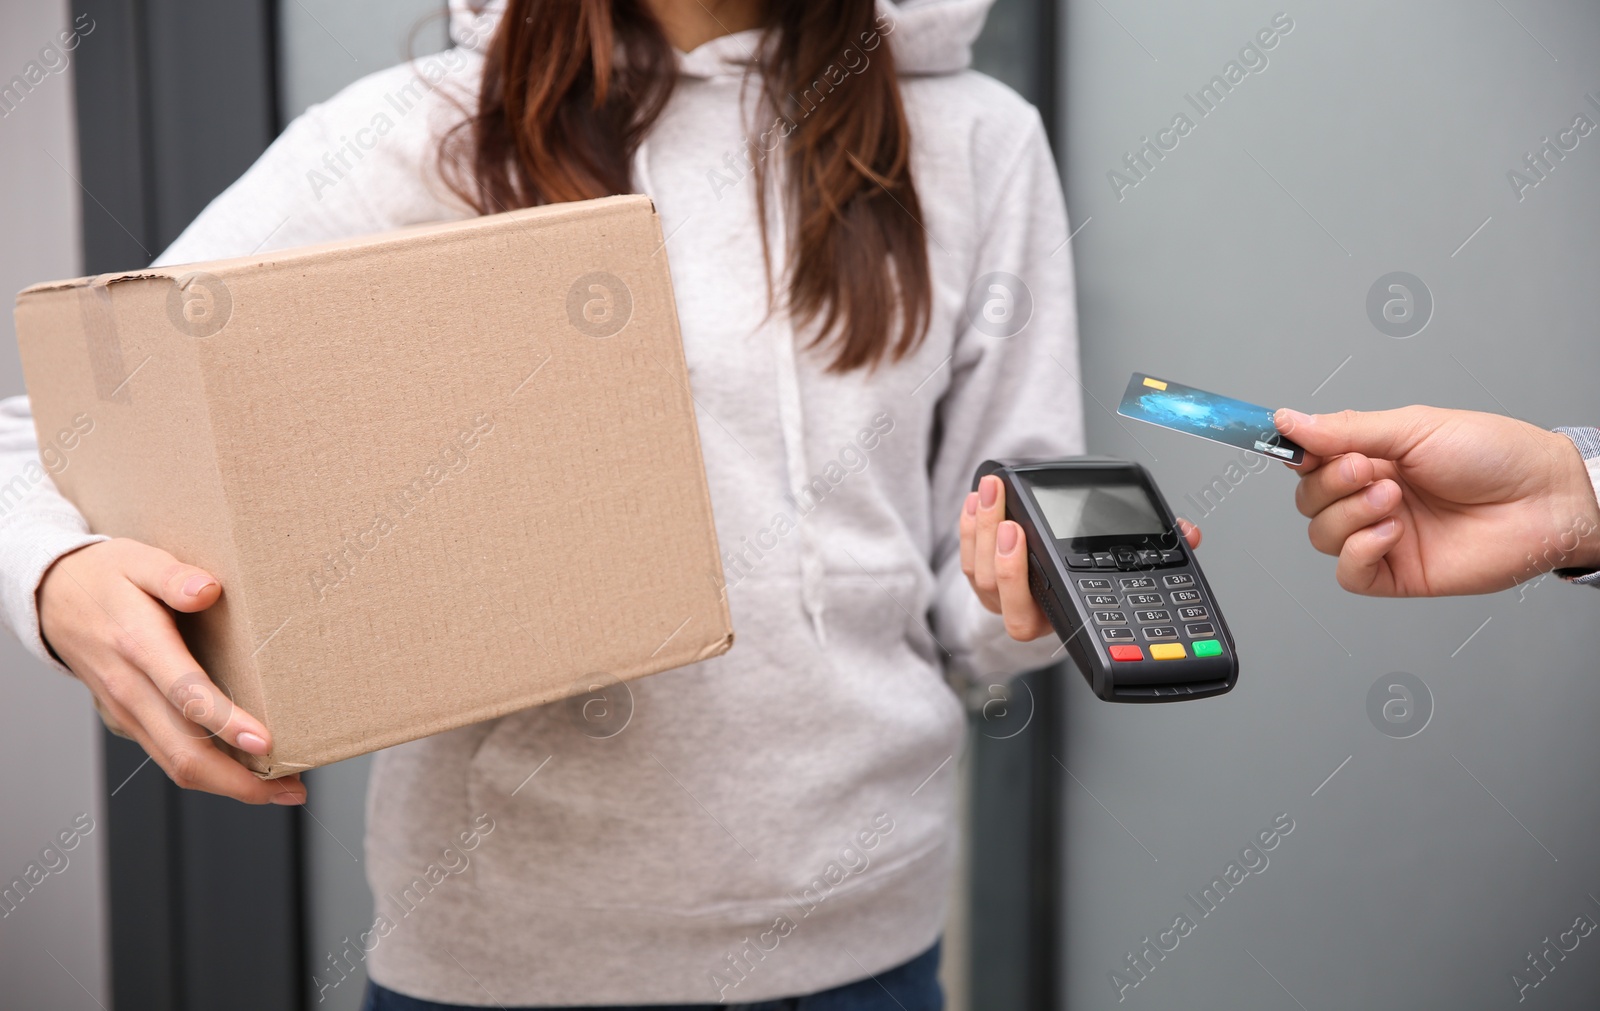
left=1553, top=427, right=1600, bottom=586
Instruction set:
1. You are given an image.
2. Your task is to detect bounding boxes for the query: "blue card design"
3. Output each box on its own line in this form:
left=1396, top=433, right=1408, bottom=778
left=1116, top=372, right=1305, bottom=466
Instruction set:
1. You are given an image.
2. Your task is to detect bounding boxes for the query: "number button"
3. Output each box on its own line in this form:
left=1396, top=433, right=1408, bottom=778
left=1135, top=609, right=1172, bottom=624
left=1093, top=610, right=1127, bottom=625
left=1177, top=605, right=1208, bottom=621
left=1078, top=578, right=1113, bottom=590
left=1126, top=593, right=1162, bottom=607
left=1085, top=594, right=1119, bottom=607
left=1120, top=576, right=1155, bottom=590
left=1169, top=589, right=1201, bottom=604
left=1100, top=627, right=1134, bottom=642
left=1142, top=625, right=1179, bottom=640
left=1162, top=574, right=1195, bottom=588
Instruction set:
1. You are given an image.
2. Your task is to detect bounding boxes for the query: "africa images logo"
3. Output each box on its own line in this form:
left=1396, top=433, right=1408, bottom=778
left=566, top=272, right=632, bottom=338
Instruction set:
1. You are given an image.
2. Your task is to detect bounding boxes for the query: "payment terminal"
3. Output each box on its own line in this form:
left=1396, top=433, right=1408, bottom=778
left=974, top=458, right=1238, bottom=702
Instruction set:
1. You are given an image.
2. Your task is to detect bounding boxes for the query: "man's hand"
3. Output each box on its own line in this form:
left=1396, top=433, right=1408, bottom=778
left=1275, top=406, right=1600, bottom=596
left=961, top=474, right=1201, bottom=641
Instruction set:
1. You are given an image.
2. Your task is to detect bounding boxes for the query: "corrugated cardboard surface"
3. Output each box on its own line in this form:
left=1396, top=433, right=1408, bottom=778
left=16, top=195, right=733, bottom=777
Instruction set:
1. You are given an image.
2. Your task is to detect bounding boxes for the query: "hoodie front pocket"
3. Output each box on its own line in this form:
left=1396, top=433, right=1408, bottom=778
left=461, top=572, right=963, bottom=916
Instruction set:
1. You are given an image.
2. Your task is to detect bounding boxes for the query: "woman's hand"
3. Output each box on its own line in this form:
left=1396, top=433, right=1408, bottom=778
left=1275, top=406, right=1600, bottom=596
left=961, top=474, right=1202, bottom=642
left=38, top=538, right=305, bottom=804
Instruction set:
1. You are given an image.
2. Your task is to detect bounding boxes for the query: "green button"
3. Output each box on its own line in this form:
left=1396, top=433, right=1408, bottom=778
left=1193, top=639, right=1222, bottom=657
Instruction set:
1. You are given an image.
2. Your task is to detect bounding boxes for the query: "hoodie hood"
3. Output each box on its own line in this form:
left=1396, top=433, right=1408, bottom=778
left=447, top=0, right=996, bottom=644
left=448, top=0, right=995, bottom=77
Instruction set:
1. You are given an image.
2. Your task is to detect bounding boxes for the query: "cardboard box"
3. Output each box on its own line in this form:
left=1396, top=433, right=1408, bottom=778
left=15, top=194, right=733, bottom=777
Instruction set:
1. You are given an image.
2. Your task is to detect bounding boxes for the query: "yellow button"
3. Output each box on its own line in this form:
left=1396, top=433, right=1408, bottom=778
left=1149, top=643, right=1187, bottom=660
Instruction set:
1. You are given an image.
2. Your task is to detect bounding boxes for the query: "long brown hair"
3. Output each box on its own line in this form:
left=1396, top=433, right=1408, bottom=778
left=441, top=0, right=932, bottom=372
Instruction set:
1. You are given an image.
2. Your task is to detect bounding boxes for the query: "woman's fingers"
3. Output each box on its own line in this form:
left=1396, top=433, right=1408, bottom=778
left=959, top=491, right=979, bottom=589
left=114, top=537, right=222, bottom=613
left=1307, top=479, right=1401, bottom=556
left=971, top=475, right=1004, bottom=610
left=127, top=618, right=272, bottom=757
left=1335, top=517, right=1404, bottom=595
left=1176, top=517, right=1201, bottom=550
left=39, top=538, right=293, bottom=804
left=993, top=521, right=1052, bottom=640
left=85, top=545, right=272, bottom=756
left=89, top=653, right=304, bottom=804
left=962, top=478, right=1050, bottom=637
left=88, top=679, right=137, bottom=741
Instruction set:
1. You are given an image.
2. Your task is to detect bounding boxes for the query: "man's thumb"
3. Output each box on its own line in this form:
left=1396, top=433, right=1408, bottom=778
left=1274, top=406, right=1438, bottom=462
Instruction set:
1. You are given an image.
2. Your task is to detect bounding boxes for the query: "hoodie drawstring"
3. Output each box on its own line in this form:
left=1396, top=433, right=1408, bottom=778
left=766, top=177, right=827, bottom=644
left=634, top=139, right=657, bottom=202
left=637, top=125, right=826, bottom=644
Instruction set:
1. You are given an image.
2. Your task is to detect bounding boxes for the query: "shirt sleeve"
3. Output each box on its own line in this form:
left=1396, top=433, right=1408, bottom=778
left=1554, top=426, right=1600, bottom=586
left=927, top=112, right=1087, bottom=683
left=0, top=397, right=109, bottom=674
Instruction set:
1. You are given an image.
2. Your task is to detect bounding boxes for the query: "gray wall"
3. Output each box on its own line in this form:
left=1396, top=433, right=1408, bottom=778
left=0, top=1, right=109, bottom=1008
left=279, top=0, right=448, bottom=121
left=1058, top=1, right=1600, bottom=1008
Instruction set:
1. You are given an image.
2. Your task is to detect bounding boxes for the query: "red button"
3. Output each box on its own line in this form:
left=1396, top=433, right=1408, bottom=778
left=1109, top=645, right=1144, bottom=662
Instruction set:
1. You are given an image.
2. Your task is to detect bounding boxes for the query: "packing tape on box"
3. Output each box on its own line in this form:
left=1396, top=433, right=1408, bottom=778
left=78, top=278, right=132, bottom=405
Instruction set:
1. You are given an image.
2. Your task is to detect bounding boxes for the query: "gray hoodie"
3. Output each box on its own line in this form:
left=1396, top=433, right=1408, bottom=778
left=0, top=0, right=1084, bottom=1002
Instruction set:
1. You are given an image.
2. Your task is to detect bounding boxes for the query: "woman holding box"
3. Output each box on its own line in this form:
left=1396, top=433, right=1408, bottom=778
left=0, top=1, right=1176, bottom=1007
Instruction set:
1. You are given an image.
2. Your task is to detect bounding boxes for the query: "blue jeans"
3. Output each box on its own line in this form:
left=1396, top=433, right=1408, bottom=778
left=360, top=940, right=942, bottom=1011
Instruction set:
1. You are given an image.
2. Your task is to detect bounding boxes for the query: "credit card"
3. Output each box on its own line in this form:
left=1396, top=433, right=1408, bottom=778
left=1116, top=372, right=1305, bottom=466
